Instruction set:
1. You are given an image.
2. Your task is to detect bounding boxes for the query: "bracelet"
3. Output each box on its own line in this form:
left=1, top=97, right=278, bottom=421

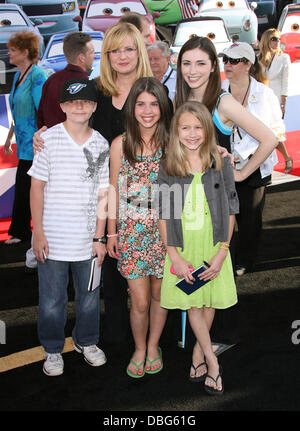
left=107, top=233, right=118, bottom=238
left=93, top=236, right=107, bottom=244
left=219, top=242, right=230, bottom=250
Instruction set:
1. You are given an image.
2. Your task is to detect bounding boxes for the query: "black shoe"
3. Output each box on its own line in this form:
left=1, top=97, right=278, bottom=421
left=25, top=266, right=37, bottom=274
left=189, top=362, right=208, bottom=383
left=204, top=366, right=224, bottom=396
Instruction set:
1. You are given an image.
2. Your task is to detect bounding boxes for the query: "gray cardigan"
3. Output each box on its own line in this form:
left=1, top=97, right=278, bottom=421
left=157, top=157, right=239, bottom=250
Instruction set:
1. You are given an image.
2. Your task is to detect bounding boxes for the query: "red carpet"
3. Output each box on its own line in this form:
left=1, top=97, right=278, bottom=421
left=274, top=130, right=300, bottom=177
left=0, top=218, right=11, bottom=242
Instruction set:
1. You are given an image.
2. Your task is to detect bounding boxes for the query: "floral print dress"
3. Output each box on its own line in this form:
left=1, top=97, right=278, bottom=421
left=117, top=149, right=166, bottom=280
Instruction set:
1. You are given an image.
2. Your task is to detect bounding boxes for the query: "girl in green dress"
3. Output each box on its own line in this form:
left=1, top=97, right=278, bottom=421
left=158, top=101, right=239, bottom=395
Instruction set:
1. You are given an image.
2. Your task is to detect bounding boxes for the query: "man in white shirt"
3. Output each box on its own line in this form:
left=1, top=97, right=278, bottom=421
left=147, top=41, right=177, bottom=101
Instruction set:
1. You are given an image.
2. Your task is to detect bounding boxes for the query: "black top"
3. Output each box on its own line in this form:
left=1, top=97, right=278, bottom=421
left=214, top=126, right=231, bottom=154
left=92, top=90, right=125, bottom=145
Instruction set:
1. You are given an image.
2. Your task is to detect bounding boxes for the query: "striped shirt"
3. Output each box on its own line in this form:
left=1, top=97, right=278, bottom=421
left=28, top=123, right=109, bottom=261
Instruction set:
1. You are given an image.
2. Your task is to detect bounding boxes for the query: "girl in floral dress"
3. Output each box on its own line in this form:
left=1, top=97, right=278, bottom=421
left=107, top=77, right=171, bottom=378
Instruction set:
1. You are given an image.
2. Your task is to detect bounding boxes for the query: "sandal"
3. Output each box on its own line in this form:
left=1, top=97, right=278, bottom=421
left=204, top=369, right=224, bottom=396
left=126, top=359, right=145, bottom=379
left=189, top=361, right=208, bottom=383
left=285, top=157, right=293, bottom=174
left=145, top=347, right=163, bottom=374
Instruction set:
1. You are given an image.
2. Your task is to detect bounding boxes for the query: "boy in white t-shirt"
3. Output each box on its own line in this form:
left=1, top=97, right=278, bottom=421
left=28, top=78, right=110, bottom=376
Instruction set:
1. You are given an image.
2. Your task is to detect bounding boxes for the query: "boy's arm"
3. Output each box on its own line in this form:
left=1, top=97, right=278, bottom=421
left=107, top=135, right=123, bottom=260
left=30, top=178, right=48, bottom=263
left=93, top=188, right=108, bottom=267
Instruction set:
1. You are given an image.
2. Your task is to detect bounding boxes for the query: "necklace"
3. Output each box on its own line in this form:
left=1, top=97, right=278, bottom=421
left=228, top=77, right=251, bottom=107
left=229, top=77, right=251, bottom=145
left=15, top=63, right=33, bottom=88
left=266, top=53, right=275, bottom=71
left=11, top=63, right=33, bottom=107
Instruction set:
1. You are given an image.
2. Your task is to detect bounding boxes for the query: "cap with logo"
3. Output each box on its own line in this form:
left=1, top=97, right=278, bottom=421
left=60, top=78, right=98, bottom=103
left=220, top=42, right=256, bottom=64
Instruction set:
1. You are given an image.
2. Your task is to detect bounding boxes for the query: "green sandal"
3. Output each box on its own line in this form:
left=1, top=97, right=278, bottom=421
left=126, top=359, right=145, bottom=378
left=145, top=347, right=163, bottom=374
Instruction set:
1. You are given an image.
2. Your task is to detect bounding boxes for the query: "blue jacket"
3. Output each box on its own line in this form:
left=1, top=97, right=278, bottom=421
left=9, top=65, right=47, bottom=160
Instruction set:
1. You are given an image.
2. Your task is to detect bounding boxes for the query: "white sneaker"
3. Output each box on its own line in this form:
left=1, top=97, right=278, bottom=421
left=74, top=342, right=107, bottom=367
left=43, top=353, right=64, bottom=376
left=26, top=246, right=37, bottom=269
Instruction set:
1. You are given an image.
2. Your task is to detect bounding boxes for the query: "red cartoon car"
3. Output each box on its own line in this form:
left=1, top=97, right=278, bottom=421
left=278, top=3, right=300, bottom=62
left=82, top=0, right=156, bottom=42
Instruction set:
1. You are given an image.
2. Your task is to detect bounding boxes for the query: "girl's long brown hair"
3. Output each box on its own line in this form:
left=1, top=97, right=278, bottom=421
left=163, top=101, right=223, bottom=177
left=175, top=36, right=222, bottom=113
left=123, top=77, right=171, bottom=165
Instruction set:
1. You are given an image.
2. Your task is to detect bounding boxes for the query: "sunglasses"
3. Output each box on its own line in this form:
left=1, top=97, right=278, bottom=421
left=222, top=56, right=249, bottom=65
left=270, top=36, right=280, bottom=42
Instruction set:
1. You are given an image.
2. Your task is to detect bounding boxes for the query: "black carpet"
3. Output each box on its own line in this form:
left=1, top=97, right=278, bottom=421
left=0, top=180, right=300, bottom=414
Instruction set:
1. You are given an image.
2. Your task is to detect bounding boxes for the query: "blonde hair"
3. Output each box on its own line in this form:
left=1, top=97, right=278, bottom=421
left=259, top=28, right=282, bottom=68
left=250, top=59, right=269, bottom=85
left=163, top=101, right=223, bottom=177
left=96, top=22, right=153, bottom=96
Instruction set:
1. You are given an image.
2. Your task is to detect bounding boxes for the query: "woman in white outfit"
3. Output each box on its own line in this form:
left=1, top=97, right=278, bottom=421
left=221, top=42, right=286, bottom=275
left=259, top=28, right=293, bottom=173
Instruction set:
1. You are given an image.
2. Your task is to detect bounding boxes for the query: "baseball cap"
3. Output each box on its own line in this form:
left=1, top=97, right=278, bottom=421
left=220, top=42, right=255, bottom=64
left=60, top=78, right=98, bottom=103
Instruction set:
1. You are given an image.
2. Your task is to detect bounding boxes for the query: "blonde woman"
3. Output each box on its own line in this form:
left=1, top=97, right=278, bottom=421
left=93, top=22, right=153, bottom=144
left=259, top=28, right=293, bottom=173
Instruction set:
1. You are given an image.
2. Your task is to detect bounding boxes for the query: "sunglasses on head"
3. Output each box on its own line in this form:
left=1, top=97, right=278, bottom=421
left=270, top=36, right=280, bottom=42
left=222, top=56, right=249, bottom=65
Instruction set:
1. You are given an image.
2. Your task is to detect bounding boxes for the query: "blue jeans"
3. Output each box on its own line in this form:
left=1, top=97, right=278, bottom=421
left=37, top=258, right=100, bottom=353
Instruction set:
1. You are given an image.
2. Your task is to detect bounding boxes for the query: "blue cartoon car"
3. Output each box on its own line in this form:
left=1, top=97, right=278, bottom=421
left=0, top=3, right=45, bottom=94
left=248, top=0, right=277, bottom=26
left=4, top=0, right=82, bottom=41
left=195, top=0, right=258, bottom=44
left=39, top=31, right=103, bottom=79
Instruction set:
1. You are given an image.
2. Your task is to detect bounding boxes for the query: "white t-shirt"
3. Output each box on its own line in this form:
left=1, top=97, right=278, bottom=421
left=28, top=123, right=109, bottom=261
left=161, top=65, right=176, bottom=101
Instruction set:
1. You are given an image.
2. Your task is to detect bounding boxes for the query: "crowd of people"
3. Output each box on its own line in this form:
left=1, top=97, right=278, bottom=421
left=3, top=14, right=293, bottom=396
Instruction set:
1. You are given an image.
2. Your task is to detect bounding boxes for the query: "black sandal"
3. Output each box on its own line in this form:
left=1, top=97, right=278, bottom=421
left=189, top=362, right=208, bottom=383
left=204, top=371, right=224, bottom=395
